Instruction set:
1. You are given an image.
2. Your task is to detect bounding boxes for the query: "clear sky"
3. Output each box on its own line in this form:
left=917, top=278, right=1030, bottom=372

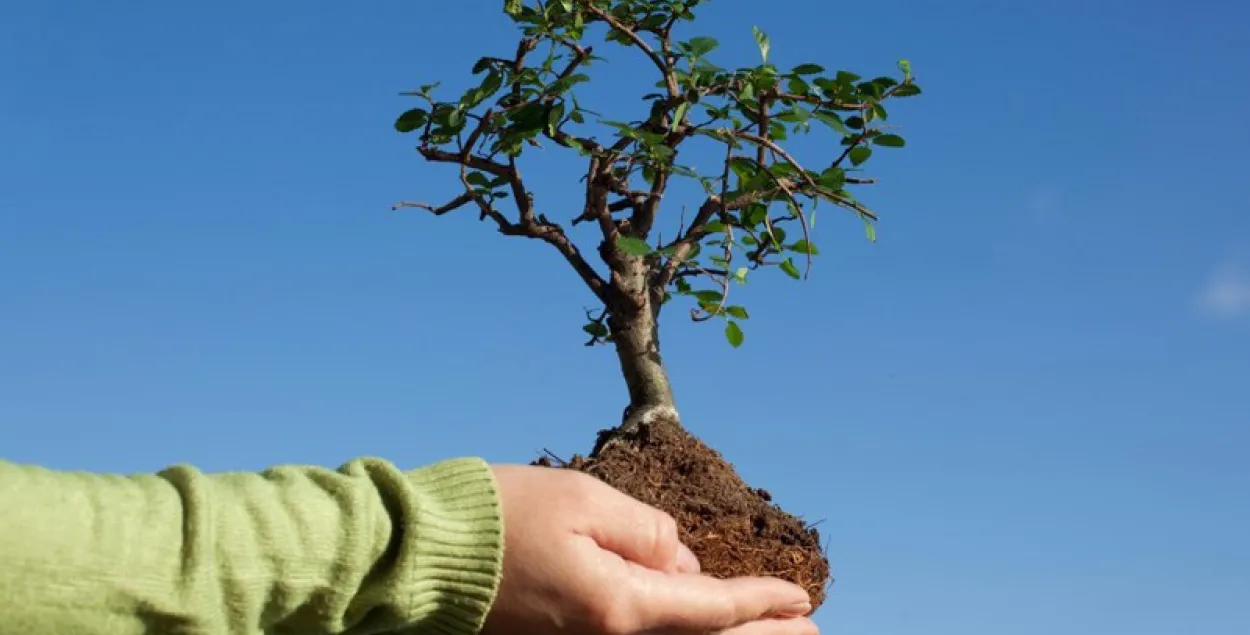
left=2, top=0, right=1247, bottom=633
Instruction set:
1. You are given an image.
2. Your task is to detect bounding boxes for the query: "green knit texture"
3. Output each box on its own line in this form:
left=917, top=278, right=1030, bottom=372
left=0, top=456, right=505, bottom=635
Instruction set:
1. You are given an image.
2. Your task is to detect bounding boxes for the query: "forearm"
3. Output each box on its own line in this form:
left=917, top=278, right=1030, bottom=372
left=0, top=456, right=504, bottom=635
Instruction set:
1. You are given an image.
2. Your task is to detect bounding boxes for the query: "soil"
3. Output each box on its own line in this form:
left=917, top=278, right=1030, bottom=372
left=532, top=410, right=831, bottom=611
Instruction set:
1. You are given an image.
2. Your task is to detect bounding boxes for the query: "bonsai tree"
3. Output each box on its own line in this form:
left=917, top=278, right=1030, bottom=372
left=393, top=0, right=920, bottom=611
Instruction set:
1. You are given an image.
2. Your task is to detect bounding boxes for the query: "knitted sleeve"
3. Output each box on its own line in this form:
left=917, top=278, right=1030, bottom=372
left=0, top=456, right=505, bottom=635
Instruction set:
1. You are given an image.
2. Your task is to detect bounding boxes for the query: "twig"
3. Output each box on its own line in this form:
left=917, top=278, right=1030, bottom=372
left=579, top=0, right=678, bottom=97
left=582, top=305, right=610, bottom=346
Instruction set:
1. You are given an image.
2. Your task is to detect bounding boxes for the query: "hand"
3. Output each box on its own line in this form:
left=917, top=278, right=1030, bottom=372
left=484, top=465, right=817, bottom=635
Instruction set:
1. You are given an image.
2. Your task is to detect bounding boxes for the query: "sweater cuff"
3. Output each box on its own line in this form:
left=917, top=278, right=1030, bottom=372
left=402, top=457, right=505, bottom=635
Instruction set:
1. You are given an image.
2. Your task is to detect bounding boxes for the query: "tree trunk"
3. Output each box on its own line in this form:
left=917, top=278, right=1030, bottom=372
left=595, top=252, right=679, bottom=451
left=609, top=298, right=672, bottom=412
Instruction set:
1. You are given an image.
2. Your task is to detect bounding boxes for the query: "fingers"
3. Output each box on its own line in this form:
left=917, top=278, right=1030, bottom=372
left=581, top=480, right=686, bottom=572
left=720, top=617, right=819, bottom=635
left=676, top=543, right=701, bottom=574
left=625, top=570, right=812, bottom=633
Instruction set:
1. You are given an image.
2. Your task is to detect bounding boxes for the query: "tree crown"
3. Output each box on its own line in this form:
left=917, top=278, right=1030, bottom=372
left=394, top=0, right=922, bottom=349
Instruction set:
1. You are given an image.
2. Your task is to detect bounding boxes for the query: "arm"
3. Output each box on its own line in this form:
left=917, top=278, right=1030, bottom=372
left=0, top=456, right=504, bottom=635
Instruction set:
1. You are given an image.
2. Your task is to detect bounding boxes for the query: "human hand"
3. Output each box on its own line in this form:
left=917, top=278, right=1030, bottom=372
left=483, top=465, right=817, bottom=635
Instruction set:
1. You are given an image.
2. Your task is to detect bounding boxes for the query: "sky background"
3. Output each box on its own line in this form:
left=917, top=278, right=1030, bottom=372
left=2, top=0, right=1248, bottom=633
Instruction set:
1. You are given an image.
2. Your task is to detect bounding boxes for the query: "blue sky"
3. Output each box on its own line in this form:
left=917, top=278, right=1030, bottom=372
left=2, top=0, right=1247, bottom=633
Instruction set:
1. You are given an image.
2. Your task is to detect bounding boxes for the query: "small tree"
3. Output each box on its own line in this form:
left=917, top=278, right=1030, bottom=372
left=393, top=0, right=921, bottom=608
left=393, top=0, right=920, bottom=428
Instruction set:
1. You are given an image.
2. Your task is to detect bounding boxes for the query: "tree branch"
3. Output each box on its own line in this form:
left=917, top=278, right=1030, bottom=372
left=392, top=194, right=474, bottom=216
left=407, top=147, right=611, bottom=303
left=775, top=92, right=871, bottom=111
left=420, top=147, right=509, bottom=177
left=733, top=130, right=879, bottom=220
left=580, top=0, right=678, bottom=97
left=654, top=196, right=722, bottom=290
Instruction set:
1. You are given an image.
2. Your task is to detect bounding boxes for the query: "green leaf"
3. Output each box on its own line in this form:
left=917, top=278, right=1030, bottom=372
left=769, top=121, right=788, bottom=141
left=481, top=70, right=504, bottom=97
left=733, top=267, right=749, bottom=283
left=791, top=239, right=819, bottom=255
left=771, top=225, right=789, bottom=246
left=549, top=73, right=591, bottom=94
left=694, top=290, right=722, bottom=304
left=547, top=102, right=566, bottom=135
left=818, top=167, right=846, bottom=190
left=892, top=83, right=922, bottom=97
left=446, top=108, right=465, bottom=129
left=812, top=110, right=848, bottom=135
left=685, top=36, right=719, bottom=56
left=504, top=0, right=523, bottom=16
left=461, top=72, right=503, bottom=109
left=466, top=171, right=491, bottom=187
left=743, top=202, right=768, bottom=226
left=725, top=305, right=750, bottom=319
left=671, top=102, right=689, bottom=133
left=786, top=77, right=811, bottom=96
left=738, top=80, right=755, bottom=103
left=897, top=59, right=912, bottom=77
left=510, top=102, right=550, bottom=133
left=834, top=70, right=861, bottom=85
left=873, top=133, right=906, bottom=147
left=769, top=162, right=798, bottom=179
left=729, top=156, right=757, bottom=182
left=582, top=322, right=608, bottom=337
left=751, top=26, right=770, bottom=63
left=779, top=258, right=801, bottom=279
left=774, top=108, right=801, bottom=123
left=724, top=320, right=744, bottom=348
left=393, top=108, right=428, bottom=133
left=792, top=63, right=824, bottom=75
left=863, top=219, right=877, bottom=242
left=615, top=235, right=654, bottom=256
left=849, top=146, right=873, bottom=166
left=638, top=14, right=666, bottom=30
left=670, top=163, right=699, bottom=178
left=601, top=120, right=641, bottom=139
left=857, top=80, right=884, bottom=100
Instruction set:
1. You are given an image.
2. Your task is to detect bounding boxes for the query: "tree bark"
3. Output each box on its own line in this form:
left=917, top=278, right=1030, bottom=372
left=609, top=299, right=672, bottom=412
left=601, top=252, right=678, bottom=443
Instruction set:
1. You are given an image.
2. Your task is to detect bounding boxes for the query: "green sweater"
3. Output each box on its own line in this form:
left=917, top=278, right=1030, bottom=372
left=0, top=456, right=505, bottom=635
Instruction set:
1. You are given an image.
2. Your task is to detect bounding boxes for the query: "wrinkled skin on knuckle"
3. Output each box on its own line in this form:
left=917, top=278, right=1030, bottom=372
left=650, top=510, right=680, bottom=562
left=585, top=591, right=638, bottom=635
left=618, top=498, right=679, bottom=568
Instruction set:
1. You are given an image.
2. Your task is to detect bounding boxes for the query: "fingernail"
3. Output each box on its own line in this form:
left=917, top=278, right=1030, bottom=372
left=677, top=544, right=701, bottom=573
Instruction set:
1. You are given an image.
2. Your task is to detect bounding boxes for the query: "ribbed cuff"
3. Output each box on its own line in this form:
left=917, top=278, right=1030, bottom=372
left=401, top=457, right=505, bottom=635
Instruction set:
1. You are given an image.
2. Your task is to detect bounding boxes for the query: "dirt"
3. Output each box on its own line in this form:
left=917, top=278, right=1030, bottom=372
left=532, top=410, right=831, bottom=611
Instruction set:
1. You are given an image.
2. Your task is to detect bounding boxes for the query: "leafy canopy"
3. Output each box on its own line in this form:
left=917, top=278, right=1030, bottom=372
left=394, top=0, right=921, bottom=348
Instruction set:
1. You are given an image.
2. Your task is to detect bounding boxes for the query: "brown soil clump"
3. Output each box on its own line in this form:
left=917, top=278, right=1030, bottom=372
left=533, top=411, right=831, bottom=611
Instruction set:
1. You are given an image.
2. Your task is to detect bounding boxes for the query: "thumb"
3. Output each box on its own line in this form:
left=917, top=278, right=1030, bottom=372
left=581, top=482, right=685, bottom=572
